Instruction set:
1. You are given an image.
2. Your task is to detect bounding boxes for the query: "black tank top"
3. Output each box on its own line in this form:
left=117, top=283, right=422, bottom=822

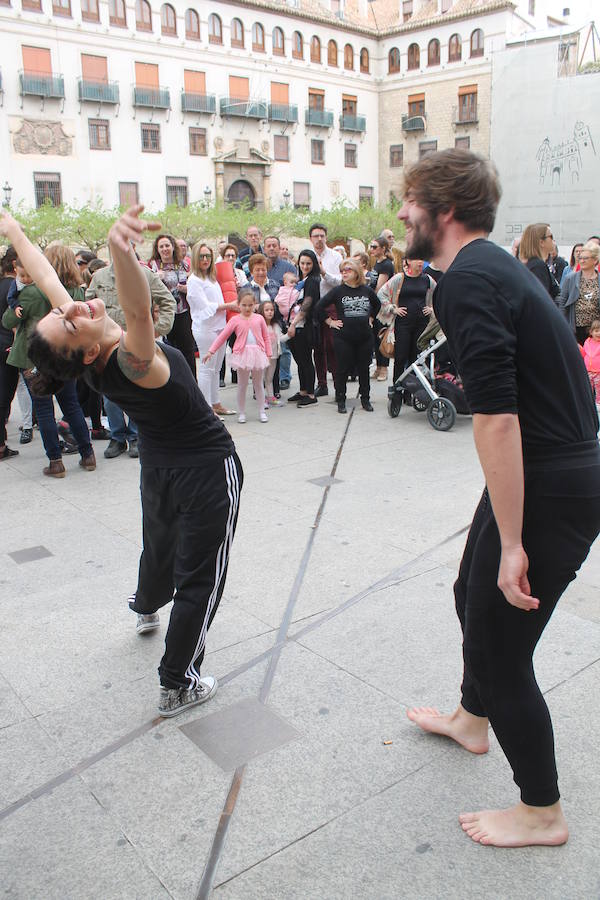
left=84, top=341, right=234, bottom=468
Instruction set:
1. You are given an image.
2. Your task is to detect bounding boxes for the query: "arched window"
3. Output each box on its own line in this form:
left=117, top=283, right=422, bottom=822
left=407, top=43, right=420, bottom=70
left=252, top=22, right=265, bottom=52
left=360, top=47, right=369, bottom=73
left=273, top=26, right=285, bottom=56
left=109, top=0, right=126, bottom=26
left=208, top=13, right=222, bottom=44
left=388, top=47, right=400, bottom=74
left=470, top=28, right=484, bottom=57
left=448, top=33, right=462, bottom=62
left=185, top=8, right=200, bottom=39
left=135, top=0, right=151, bottom=31
left=327, top=39, right=338, bottom=66
left=427, top=38, right=440, bottom=66
left=310, top=35, right=321, bottom=63
left=344, top=43, right=354, bottom=70
left=292, top=31, right=303, bottom=59
left=160, top=3, right=176, bottom=35
left=231, top=17, right=244, bottom=47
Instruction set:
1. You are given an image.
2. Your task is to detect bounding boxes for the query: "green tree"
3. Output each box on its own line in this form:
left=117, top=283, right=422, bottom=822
left=14, top=201, right=68, bottom=250
left=66, top=201, right=118, bottom=254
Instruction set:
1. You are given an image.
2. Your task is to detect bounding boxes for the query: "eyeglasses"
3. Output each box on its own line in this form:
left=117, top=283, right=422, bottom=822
left=369, top=244, right=378, bottom=250
left=198, top=253, right=212, bottom=260
left=544, top=233, right=553, bottom=240
left=341, top=267, right=354, bottom=273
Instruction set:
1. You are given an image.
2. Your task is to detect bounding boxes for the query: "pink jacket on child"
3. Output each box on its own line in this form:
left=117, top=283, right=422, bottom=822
left=274, top=284, right=299, bottom=320
left=208, top=313, right=271, bottom=357
left=581, top=337, right=600, bottom=373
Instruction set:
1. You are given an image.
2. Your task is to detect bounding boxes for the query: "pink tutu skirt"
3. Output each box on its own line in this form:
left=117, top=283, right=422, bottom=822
left=230, top=345, right=270, bottom=371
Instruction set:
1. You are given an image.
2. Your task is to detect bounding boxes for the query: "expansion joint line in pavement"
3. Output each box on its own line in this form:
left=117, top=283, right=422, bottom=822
left=195, top=406, right=358, bottom=899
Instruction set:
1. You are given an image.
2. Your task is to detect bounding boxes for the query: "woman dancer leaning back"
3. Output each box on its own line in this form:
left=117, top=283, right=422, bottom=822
left=0, top=206, right=243, bottom=719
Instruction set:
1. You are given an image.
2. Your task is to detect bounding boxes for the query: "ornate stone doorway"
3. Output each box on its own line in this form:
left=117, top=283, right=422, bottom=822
left=227, top=179, right=256, bottom=207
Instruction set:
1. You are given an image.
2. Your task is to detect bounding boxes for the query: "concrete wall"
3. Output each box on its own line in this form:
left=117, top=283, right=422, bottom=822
left=489, top=39, right=600, bottom=246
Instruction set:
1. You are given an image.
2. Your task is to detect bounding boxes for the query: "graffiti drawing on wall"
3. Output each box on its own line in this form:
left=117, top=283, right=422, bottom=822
left=536, top=122, right=596, bottom=186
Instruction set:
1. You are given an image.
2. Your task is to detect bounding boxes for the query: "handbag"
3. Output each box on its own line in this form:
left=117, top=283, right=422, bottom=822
left=378, top=272, right=404, bottom=359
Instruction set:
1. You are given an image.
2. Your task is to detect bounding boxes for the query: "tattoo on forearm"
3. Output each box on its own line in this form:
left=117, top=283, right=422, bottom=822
left=117, top=344, right=154, bottom=381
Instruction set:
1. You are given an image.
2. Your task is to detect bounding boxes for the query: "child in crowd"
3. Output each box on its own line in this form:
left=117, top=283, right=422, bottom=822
left=7, top=258, right=33, bottom=313
left=581, top=319, right=600, bottom=409
left=274, top=271, right=299, bottom=322
left=259, top=300, right=285, bottom=407
left=204, top=287, right=271, bottom=424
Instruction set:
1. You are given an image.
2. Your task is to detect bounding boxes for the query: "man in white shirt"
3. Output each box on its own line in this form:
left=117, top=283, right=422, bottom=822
left=309, top=223, right=342, bottom=396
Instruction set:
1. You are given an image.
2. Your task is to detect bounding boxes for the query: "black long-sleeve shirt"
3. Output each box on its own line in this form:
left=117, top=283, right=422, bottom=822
left=433, top=239, right=598, bottom=462
left=317, top=285, right=380, bottom=341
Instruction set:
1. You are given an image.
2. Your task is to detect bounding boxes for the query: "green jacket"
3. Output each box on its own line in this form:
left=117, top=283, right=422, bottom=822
left=2, top=284, right=84, bottom=369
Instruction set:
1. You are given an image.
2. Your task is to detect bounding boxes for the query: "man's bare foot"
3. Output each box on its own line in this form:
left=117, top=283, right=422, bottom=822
left=406, top=705, right=489, bottom=754
left=459, top=801, right=568, bottom=847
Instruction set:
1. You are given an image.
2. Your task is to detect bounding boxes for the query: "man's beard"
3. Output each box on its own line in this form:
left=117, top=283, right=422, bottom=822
left=406, top=216, right=437, bottom=261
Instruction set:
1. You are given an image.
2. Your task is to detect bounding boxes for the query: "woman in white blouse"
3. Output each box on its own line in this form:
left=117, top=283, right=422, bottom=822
left=187, top=243, right=238, bottom=417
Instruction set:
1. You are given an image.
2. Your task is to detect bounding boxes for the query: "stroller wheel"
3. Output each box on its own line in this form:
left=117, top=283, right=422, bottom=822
left=427, top=397, right=456, bottom=432
left=412, top=395, right=428, bottom=412
left=387, top=396, right=402, bottom=418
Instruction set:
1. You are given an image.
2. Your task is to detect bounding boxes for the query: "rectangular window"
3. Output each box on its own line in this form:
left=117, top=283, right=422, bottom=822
left=458, top=85, right=477, bottom=122
left=135, top=62, right=159, bottom=88
left=419, top=140, right=437, bottom=159
left=390, top=144, right=403, bottom=167
left=81, top=0, right=99, bottom=21
left=189, top=126, right=207, bottom=155
left=359, top=186, right=374, bottom=206
left=293, top=181, right=310, bottom=209
left=166, top=176, right=188, bottom=207
left=308, top=88, right=325, bottom=110
left=408, top=93, right=425, bottom=117
left=311, top=139, right=325, bottom=165
left=22, top=46, right=52, bottom=75
left=402, top=0, right=413, bottom=21
left=141, top=123, right=160, bottom=152
left=229, top=75, right=249, bottom=100
left=273, top=134, right=289, bottom=161
left=342, top=94, right=357, bottom=116
left=52, top=0, right=71, bottom=15
left=344, top=143, right=357, bottom=168
left=270, top=82, right=289, bottom=105
left=81, top=54, right=108, bottom=82
left=455, top=136, right=470, bottom=150
left=34, top=172, right=62, bottom=207
left=22, top=0, right=43, bottom=10
left=184, top=69, right=206, bottom=94
left=119, top=182, right=139, bottom=207
left=88, top=118, right=110, bottom=150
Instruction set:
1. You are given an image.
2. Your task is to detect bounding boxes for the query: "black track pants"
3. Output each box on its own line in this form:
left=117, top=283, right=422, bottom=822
left=455, top=457, right=600, bottom=806
left=131, top=452, right=243, bottom=690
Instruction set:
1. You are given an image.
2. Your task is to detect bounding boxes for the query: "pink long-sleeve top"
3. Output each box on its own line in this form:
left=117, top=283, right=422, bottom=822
left=208, top=313, right=271, bottom=357
left=582, top=337, right=600, bottom=373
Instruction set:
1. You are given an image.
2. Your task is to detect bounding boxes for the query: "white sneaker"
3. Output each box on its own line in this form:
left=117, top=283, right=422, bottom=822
left=238, top=413, right=246, bottom=424
left=158, top=676, right=218, bottom=717
left=136, top=613, right=160, bottom=634
left=259, top=411, right=268, bottom=423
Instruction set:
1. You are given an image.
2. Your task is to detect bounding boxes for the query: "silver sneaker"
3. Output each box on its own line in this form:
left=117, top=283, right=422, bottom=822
left=157, top=676, right=218, bottom=718
left=136, top=613, right=160, bottom=634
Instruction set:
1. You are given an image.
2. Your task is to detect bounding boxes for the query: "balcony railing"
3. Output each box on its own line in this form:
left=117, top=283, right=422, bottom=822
left=20, top=71, right=65, bottom=99
left=268, top=103, right=298, bottom=124
left=453, top=105, right=478, bottom=125
left=181, top=92, right=217, bottom=114
left=133, top=86, right=171, bottom=109
left=402, top=113, right=426, bottom=132
left=220, top=97, right=268, bottom=119
left=339, top=113, right=366, bottom=133
left=305, top=107, right=334, bottom=127
left=78, top=79, right=120, bottom=104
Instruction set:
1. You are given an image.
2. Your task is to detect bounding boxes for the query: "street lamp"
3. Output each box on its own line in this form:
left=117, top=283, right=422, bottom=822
left=2, top=182, right=12, bottom=208
left=282, top=188, right=290, bottom=207
left=203, top=185, right=212, bottom=206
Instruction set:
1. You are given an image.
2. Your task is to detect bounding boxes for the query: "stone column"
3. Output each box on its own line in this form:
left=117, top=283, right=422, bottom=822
left=215, top=162, right=225, bottom=204
left=262, top=165, right=271, bottom=211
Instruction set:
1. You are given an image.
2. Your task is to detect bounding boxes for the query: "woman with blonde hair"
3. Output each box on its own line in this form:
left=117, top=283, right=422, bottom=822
left=519, top=224, right=559, bottom=299
left=1, top=243, right=94, bottom=477
left=187, top=242, right=238, bottom=417
left=558, top=240, right=600, bottom=344
left=316, top=257, right=380, bottom=413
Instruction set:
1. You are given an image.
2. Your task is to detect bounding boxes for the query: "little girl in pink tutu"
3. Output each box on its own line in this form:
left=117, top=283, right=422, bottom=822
left=204, top=287, right=271, bottom=423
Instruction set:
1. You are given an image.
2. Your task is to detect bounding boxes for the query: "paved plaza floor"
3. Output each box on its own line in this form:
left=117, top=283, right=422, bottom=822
left=1, top=374, right=599, bottom=900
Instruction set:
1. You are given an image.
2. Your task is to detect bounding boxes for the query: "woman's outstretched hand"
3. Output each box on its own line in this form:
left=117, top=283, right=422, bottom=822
left=108, top=205, right=161, bottom=253
left=0, top=211, right=22, bottom=239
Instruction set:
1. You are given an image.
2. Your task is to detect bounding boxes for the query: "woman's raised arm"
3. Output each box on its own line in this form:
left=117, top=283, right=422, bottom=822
left=0, top=212, right=71, bottom=309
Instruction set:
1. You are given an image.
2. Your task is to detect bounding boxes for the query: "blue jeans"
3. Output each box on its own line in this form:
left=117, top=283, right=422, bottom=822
left=26, top=377, right=91, bottom=461
left=104, top=396, right=137, bottom=443
left=279, top=343, right=292, bottom=383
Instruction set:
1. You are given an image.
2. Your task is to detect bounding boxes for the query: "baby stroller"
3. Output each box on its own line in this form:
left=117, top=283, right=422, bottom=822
left=386, top=322, right=470, bottom=432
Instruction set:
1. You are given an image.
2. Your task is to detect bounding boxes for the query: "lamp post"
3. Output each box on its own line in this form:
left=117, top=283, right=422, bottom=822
left=2, top=182, right=12, bottom=208
left=282, top=188, right=290, bottom=207
left=203, top=185, right=212, bottom=207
